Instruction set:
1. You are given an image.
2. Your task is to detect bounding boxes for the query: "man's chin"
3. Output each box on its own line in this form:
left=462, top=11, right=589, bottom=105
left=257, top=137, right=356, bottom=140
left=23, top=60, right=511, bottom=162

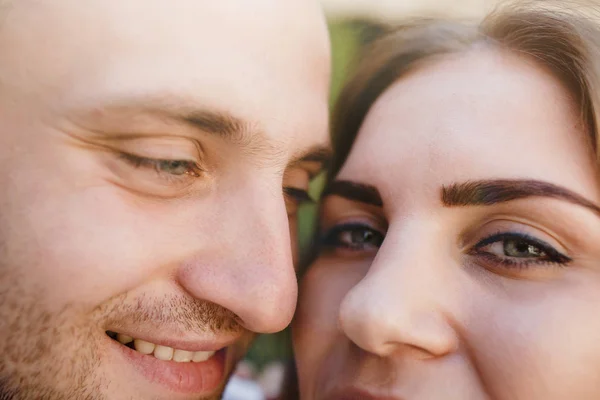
left=0, top=371, right=105, bottom=400
left=0, top=291, right=254, bottom=400
left=0, top=354, right=232, bottom=400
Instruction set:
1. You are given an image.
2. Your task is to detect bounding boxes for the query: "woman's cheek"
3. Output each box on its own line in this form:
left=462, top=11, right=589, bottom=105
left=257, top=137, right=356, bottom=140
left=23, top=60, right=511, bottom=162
left=463, top=280, right=600, bottom=399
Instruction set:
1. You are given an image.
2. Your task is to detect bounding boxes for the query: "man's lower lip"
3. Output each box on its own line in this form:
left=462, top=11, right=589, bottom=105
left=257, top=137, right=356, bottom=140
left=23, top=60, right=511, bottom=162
left=110, top=338, right=226, bottom=395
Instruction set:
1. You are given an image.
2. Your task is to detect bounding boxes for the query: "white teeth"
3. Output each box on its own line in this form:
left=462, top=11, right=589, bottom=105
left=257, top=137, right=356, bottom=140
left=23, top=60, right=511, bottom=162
left=117, top=334, right=133, bottom=344
left=113, top=332, right=216, bottom=362
left=173, top=349, right=194, bottom=362
left=153, top=345, right=174, bottom=361
left=133, top=339, right=156, bottom=355
left=192, top=350, right=215, bottom=363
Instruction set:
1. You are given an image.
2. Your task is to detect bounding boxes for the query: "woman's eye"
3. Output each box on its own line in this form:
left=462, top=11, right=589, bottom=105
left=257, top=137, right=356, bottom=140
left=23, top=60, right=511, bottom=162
left=471, top=232, right=572, bottom=268
left=319, top=223, right=385, bottom=253
left=499, top=239, right=544, bottom=258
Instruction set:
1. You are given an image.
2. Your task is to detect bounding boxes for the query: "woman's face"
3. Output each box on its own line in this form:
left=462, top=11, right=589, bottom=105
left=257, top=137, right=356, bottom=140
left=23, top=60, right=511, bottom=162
left=293, top=48, right=600, bottom=400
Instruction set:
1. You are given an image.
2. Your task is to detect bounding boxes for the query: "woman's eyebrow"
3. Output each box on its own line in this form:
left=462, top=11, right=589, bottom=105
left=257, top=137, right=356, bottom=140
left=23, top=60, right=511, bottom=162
left=321, top=180, right=383, bottom=207
left=442, top=179, right=600, bottom=216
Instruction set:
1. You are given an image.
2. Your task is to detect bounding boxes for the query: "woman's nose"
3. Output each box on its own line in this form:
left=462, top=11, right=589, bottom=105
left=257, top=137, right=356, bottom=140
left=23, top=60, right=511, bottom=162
left=338, top=227, right=459, bottom=359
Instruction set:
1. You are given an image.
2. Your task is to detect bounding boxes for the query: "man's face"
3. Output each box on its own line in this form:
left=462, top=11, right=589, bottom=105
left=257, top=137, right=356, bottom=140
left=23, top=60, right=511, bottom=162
left=0, top=0, right=330, bottom=398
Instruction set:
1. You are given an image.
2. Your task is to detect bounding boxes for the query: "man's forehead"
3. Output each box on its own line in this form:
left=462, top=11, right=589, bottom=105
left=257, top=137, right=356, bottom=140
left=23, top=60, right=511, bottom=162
left=1, top=0, right=328, bottom=48
left=0, top=0, right=330, bottom=141
left=0, top=0, right=330, bottom=83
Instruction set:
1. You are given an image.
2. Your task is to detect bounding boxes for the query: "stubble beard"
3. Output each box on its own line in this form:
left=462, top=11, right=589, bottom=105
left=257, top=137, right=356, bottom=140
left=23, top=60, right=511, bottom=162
left=0, top=279, right=106, bottom=400
left=0, top=270, right=245, bottom=400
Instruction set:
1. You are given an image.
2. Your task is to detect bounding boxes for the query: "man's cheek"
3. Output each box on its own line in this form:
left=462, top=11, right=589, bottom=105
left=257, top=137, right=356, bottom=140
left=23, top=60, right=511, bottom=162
left=1, top=199, right=155, bottom=309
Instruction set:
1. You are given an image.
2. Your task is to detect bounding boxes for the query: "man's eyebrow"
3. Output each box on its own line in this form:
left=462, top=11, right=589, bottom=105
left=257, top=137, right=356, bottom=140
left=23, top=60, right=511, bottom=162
left=176, top=109, right=250, bottom=142
left=442, top=179, right=600, bottom=216
left=87, top=98, right=330, bottom=168
left=90, top=98, right=272, bottom=152
left=321, top=180, right=383, bottom=207
left=172, top=108, right=331, bottom=170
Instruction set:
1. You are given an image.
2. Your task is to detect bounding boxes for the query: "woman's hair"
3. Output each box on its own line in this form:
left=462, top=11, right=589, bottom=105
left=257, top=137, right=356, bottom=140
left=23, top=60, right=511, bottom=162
left=329, top=1, right=600, bottom=178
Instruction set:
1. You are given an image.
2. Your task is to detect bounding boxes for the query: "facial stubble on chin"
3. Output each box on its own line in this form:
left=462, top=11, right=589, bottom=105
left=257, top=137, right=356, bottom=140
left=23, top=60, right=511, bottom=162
left=0, top=268, right=244, bottom=400
left=0, top=276, right=105, bottom=400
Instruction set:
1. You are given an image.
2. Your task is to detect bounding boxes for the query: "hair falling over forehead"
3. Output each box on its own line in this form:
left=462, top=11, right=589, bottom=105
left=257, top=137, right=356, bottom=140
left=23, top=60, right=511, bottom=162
left=330, top=0, right=600, bottom=178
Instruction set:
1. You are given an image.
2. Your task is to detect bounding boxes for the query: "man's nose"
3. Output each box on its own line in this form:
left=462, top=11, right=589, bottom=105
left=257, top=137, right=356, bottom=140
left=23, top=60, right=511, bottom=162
left=338, top=222, right=459, bottom=359
left=177, top=183, right=297, bottom=334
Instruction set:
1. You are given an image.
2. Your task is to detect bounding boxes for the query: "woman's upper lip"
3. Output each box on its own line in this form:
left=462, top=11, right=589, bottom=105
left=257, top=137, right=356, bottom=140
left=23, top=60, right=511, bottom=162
left=325, top=387, right=404, bottom=400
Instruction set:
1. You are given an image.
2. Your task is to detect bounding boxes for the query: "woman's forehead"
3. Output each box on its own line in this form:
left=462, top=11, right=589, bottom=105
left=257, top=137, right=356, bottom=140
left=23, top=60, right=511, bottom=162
left=337, top=49, right=598, bottom=204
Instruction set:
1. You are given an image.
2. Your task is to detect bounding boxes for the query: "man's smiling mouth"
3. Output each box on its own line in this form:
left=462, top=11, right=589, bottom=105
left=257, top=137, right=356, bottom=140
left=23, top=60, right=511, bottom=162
left=106, top=330, right=216, bottom=362
left=105, top=328, right=229, bottom=394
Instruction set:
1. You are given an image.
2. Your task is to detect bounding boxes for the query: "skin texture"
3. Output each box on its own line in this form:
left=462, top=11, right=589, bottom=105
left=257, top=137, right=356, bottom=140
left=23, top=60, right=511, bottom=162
left=0, top=0, right=330, bottom=399
left=294, top=48, right=600, bottom=399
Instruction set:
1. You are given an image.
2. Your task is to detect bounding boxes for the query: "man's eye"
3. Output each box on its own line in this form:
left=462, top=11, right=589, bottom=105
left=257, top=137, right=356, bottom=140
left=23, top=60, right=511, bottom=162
left=120, top=153, right=202, bottom=178
left=153, top=160, right=200, bottom=176
left=318, top=222, right=384, bottom=253
left=284, top=187, right=313, bottom=204
left=470, top=232, right=572, bottom=268
left=284, top=187, right=315, bottom=215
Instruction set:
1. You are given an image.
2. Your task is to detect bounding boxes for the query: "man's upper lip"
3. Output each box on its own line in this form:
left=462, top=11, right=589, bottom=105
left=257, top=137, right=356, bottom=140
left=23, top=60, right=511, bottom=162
left=325, top=387, right=404, bottom=400
left=106, top=328, right=241, bottom=352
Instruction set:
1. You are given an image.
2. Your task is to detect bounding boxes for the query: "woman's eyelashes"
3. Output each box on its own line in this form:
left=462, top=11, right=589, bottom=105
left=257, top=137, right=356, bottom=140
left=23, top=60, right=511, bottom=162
left=317, top=219, right=573, bottom=273
left=469, top=232, right=573, bottom=269
left=318, top=222, right=385, bottom=253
